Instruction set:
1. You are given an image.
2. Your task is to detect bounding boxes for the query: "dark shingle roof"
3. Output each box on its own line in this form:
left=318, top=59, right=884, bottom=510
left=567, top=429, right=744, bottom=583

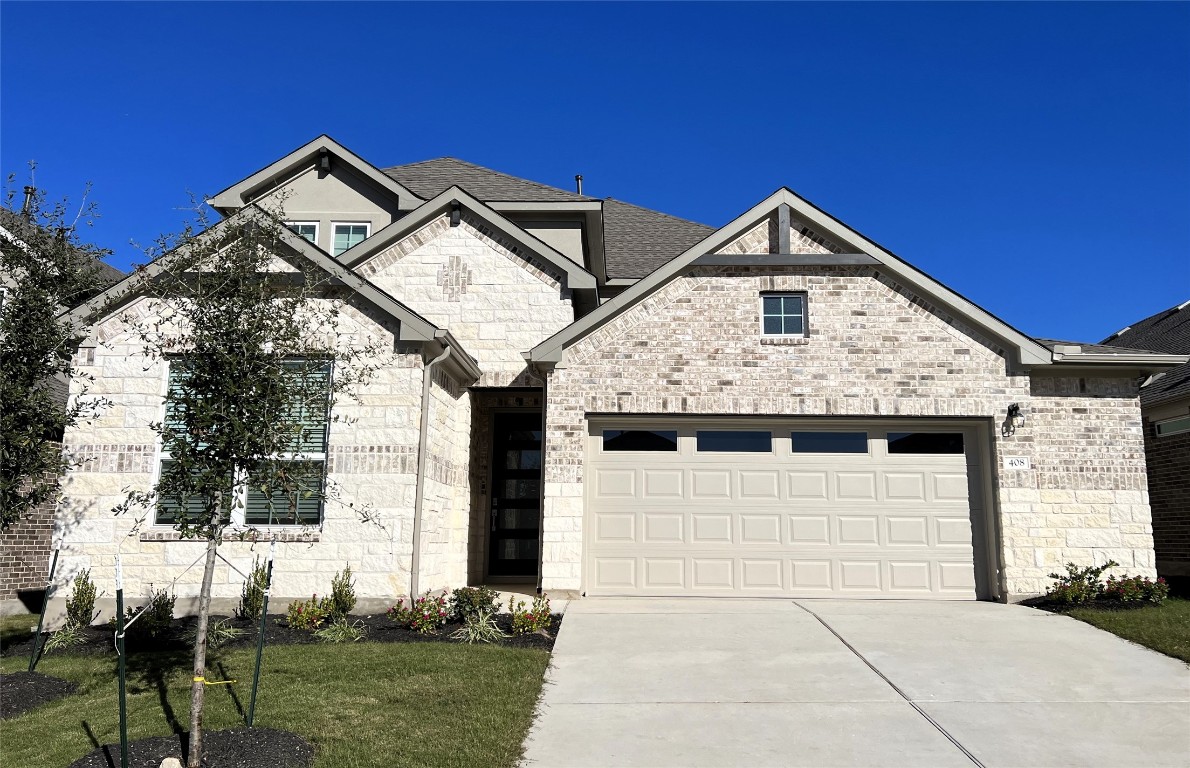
left=383, top=157, right=596, bottom=203
left=0, top=207, right=125, bottom=297
left=602, top=199, right=716, bottom=280
left=1100, top=300, right=1190, bottom=407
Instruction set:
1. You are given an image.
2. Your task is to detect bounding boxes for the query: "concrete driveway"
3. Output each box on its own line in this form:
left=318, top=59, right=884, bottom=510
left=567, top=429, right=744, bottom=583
left=522, top=599, right=1190, bottom=767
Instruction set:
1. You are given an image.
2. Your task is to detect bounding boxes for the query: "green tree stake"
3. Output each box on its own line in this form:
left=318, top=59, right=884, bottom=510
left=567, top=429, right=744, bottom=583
left=247, top=539, right=275, bottom=727
left=116, top=557, right=129, bottom=768
left=28, top=546, right=59, bottom=672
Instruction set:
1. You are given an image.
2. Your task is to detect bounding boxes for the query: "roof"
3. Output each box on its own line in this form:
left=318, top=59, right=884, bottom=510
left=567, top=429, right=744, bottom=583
left=0, top=207, right=125, bottom=295
left=384, top=157, right=595, bottom=203
left=1100, top=300, right=1190, bottom=407
left=602, top=198, right=716, bottom=279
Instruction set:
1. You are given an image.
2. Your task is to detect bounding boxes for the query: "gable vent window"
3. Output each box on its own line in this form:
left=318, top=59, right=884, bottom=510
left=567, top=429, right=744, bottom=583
left=762, top=293, right=807, bottom=337
left=332, top=223, right=370, bottom=256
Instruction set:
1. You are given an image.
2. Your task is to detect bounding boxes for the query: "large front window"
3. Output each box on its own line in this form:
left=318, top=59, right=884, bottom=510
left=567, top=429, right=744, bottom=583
left=155, top=359, right=331, bottom=526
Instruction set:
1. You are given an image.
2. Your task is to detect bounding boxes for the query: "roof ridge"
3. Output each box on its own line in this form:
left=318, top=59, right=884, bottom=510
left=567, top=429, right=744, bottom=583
left=384, top=156, right=594, bottom=201
left=604, top=197, right=714, bottom=230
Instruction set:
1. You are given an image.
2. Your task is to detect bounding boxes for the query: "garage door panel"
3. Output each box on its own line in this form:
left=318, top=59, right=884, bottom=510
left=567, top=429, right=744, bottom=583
left=587, top=420, right=982, bottom=599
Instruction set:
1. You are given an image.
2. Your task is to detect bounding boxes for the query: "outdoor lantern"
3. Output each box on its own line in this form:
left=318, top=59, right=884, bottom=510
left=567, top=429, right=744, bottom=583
left=1002, top=402, right=1026, bottom=436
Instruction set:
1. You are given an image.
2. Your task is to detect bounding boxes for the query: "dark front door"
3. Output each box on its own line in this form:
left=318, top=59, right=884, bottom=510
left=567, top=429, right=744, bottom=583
left=488, top=412, right=543, bottom=578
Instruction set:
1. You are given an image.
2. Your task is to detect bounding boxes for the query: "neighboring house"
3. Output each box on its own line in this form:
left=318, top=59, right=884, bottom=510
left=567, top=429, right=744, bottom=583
left=1102, top=302, right=1190, bottom=592
left=45, top=135, right=1187, bottom=617
left=0, top=206, right=124, bottom=609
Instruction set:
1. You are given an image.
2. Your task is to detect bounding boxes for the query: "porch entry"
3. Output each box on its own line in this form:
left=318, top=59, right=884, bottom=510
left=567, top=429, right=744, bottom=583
left=488, top=412, right=543, bottom=578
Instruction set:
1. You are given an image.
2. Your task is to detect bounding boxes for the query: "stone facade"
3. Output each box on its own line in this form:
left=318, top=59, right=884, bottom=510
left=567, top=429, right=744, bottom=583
left=358, top=213, right=576, bottom=388
left=1142, top=412, right=1190, bottom=579
left=541, top=258, right=1155, bottom=598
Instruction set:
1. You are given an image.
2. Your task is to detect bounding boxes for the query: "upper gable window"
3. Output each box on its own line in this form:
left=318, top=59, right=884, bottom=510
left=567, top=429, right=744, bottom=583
left=761, top=293, right=807, bottom=336
left=332, top=223, right=370, bottom=256
left=287, top=222, right=318, bottom=244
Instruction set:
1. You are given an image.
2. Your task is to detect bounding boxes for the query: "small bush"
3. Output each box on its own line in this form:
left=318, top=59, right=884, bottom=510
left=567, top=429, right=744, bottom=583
left=111, top=586, right=176, bottom=642
left=237, top=558, right=269, bottom=621
left=185, top=617, right=245, bottom=650
left=314, top=617, right=367, bottom=644
left=42, top=623, right=86, bottom=655
left=287, top=594, right=332, bottom=630
left=1046, top=561, right=1118, bottom=605
left=449, top=586, right=500, bottom=622
left=509, top=593, right=552, bottom=636
left=388, top=592, right=449, bottom=634
left=1103, top=575, right=1170, bottom=605
left=65, top=569, right=99, bottom=628
left=450, top=608, right=507, bottom=644
left=329, top=564, right=356, bottom=619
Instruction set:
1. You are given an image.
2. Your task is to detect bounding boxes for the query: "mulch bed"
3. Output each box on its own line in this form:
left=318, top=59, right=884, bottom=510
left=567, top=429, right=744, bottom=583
left=2, top=613, right=562, bottom=660
left=0, top=671, right=78, bottom=719
left=69, top=727, right=314, bottom=768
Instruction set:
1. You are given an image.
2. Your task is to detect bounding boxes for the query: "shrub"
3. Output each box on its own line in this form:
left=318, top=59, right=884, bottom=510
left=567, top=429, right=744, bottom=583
left=329, top=564, right=357, bottom=619
left=42, top=622, right=86, bottom=655
left=237, top=558, right=269, bottom=621
left=449, top=586, right=500, bottom=622
left=287, top=594, right=332, bottom=630
left=186, top=617, right=245, bottom=650
left=65, top=569, right=99, bottom=628
left=388, top=592, right=449, bottom=634
left=1103, top=575, right=1170, bottom=605
left=110, top=586, right=176, bottom=642
left=509, top=593, right=552, bottom=636
left=314, top=617, right=367, bottom=644
left=1045, top=561, right=1118, bottom=605
left=450, top=607, right=507, bottom=644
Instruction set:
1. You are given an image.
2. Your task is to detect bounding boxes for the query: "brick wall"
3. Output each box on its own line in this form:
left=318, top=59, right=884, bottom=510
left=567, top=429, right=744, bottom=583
left=1143, top=414, right=1190, bottom=578
left=0, top=467, right=57, bottom=604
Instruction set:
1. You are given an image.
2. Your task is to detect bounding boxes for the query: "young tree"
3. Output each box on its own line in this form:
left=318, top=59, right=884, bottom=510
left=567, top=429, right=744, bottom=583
left=114, top=204, right=378, bottom=767
left=0, top=177, right=114, bottom=529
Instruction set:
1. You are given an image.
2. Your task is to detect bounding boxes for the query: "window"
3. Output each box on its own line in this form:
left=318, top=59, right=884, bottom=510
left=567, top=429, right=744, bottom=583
left=155, top=359, right=331, bottom=526
left=696, top=430, right=771, bottom=452
left=762, top=293, right=806, bottom=336
left=287, top=222, right=318, bottom=244
left=332, top=223, right=369, bottom=256
left=1155, top=415, right=1190, bottom=437
left=887, top=432, right=964, bottom=455
left=792, top=431, right=868, bottom=453
left=603, top=429, right=678, bottom=452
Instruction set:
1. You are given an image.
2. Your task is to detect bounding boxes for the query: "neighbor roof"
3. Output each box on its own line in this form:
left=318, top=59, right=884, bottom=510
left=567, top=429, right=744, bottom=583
left=1101, top=300, right=1190, bottom=407
left=0, top=207, right=125, bottom=291
left=384, top=158, right=595, bottom=203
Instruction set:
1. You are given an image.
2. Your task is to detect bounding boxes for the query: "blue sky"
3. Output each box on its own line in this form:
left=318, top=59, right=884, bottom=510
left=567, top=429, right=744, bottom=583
left=2, top=1, right=1187, bottom=343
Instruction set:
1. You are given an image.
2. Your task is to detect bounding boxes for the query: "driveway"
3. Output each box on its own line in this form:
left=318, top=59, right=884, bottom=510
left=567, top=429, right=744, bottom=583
left=522, top=599, right=1190, bottom=767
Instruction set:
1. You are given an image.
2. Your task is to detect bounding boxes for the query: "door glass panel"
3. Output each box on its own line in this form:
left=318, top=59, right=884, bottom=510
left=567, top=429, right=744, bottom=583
left=504, top=449, right=541, bottom=470
left=696, top=430, right=771, bottom=452
left=502, top=479, right=539, bottom=499
left=496, top=538, right=539, bottom=562
left=792, top=431, right=868, bottom=453
left=506, top=429, right=542, bottom=442
left=603, top=429, right=678, bottom=451
left=496, top=508, right=538, bottom=530
left=887, top=432, right=964, bottom=454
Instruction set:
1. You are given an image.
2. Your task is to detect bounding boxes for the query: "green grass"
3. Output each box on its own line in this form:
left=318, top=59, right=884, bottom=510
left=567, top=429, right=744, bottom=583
left=1, top=640, right=550, bottom=768
left=1, top=613, right=39, bottom=648
left=1067, top=597, right=1190, bottom=663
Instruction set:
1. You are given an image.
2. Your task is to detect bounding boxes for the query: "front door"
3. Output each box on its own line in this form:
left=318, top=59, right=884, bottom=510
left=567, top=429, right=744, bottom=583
left=488, top=412, right=543, bottom=578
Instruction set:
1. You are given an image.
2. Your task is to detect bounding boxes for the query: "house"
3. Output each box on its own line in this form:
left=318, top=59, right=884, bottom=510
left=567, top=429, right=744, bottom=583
left=1102, top=303, right=1190, bottom=593
left=0, top=204, right=124, bottom=611
left=45, top=135, right=1188, bottom=617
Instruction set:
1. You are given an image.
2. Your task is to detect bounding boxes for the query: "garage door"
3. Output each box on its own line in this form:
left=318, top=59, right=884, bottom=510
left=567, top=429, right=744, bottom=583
left=585, top=420, right=986, bottom=599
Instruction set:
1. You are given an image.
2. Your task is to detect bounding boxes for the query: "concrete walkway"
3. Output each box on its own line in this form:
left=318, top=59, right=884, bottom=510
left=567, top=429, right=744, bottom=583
left=522, top=599, right=1190, bottom=767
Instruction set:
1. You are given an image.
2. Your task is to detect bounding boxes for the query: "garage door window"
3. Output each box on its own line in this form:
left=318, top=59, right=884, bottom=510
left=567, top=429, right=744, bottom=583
left=887, top=432, right=964, bottom=454
left=603, top=429, right=678, bottom=451
left=696, top=430, right=771, bottom=452
left=791, top=431, right=868, bottom=453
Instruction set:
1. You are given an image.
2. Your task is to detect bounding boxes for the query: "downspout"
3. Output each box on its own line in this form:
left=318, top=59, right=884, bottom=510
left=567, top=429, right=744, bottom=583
left=410, top=344, right=453, bottom=602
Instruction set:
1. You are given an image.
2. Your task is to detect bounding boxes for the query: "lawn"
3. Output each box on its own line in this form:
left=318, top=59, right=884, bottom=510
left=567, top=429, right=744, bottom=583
left=1, top=637, right=551, bottom=768
left=1066, top=597, right=1190, bottom=663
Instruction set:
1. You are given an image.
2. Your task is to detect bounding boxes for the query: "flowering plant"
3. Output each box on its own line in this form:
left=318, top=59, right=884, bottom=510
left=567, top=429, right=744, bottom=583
left=388, top=591, right=449, bottom=634
left=287, top=593, right=333, bottom=630
left=509, top=593, right=552, bottom=636
left=1102, top=575, right=1169, bottom=605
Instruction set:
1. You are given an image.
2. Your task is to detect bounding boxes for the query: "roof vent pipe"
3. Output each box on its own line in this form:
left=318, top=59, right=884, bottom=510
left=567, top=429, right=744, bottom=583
left=575, top=175, right=583, bottom=195
left=21, top=186, right=35, bottom=220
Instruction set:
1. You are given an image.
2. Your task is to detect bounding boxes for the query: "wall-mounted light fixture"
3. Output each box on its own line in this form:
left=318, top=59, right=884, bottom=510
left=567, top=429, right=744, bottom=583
left=449, top=200, right=461, bottom=227
left=317, top=147, right=331, bottom=177
left=1002, top=402, right=1026, bottom=437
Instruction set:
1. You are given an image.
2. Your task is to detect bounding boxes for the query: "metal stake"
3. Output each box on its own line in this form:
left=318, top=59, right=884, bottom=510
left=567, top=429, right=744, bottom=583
left=246, top=539, right=275, bottom=727
left=28, top=546, right=60, bottom=673
left=116, top=556, right=129, bottom=768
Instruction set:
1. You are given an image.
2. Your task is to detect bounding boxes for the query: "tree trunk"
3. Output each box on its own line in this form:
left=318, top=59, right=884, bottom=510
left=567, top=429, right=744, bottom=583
left=187, top=533, right=220, bottom=768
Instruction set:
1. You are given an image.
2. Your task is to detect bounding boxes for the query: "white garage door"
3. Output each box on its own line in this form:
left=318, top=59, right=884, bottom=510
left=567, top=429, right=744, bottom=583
left=585, top=420, right=986, bottom=599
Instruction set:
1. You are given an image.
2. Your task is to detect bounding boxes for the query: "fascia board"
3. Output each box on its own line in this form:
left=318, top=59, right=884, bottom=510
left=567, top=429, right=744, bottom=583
left=207, top=135, right=422, bottom=211
left=1050, top=352, right=1189, bottom=365
left=338, top=186, right=598, bottom=290
left=488, top=201, right=603, bottom=212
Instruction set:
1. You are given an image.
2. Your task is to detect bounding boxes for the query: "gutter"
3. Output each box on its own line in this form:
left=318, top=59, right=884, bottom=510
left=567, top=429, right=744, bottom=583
left=409, top=342, right=453, bottom=602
